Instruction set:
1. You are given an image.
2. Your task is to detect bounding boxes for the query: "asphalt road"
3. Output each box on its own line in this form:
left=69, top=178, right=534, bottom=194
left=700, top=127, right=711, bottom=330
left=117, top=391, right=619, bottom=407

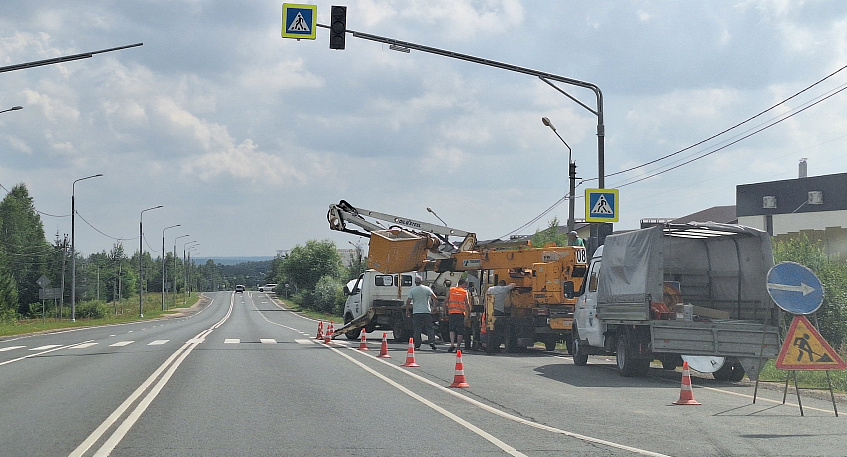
left=1, top=291, right=843, bottom=457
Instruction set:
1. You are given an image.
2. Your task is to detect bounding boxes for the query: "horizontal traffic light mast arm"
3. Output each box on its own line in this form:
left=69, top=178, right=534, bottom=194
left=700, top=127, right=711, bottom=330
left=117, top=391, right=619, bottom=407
left=316, top=23, right=605, bottom=187
left=0, top=43, right=143, bottom=74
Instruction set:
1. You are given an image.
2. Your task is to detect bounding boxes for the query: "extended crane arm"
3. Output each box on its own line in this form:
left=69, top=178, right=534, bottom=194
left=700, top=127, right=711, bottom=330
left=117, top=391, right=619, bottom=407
left=327, top=200, right=477, bottom=251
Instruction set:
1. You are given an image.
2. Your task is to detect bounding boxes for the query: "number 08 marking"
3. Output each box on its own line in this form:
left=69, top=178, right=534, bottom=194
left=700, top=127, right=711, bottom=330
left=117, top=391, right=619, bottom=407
left=575, top=247, right=587, bottom=264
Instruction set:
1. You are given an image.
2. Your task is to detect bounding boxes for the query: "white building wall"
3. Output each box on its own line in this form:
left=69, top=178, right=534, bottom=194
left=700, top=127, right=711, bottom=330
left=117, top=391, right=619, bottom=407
left=739, top=210, right=847, bottom=235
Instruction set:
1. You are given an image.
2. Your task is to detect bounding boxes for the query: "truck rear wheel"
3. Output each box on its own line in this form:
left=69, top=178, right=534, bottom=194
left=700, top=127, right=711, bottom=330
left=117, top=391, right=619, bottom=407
left=542, top=335, right=558, bottom=351
left=712, top=359, right=745, bottom=381
left=392, top=318, right=407, bottom=343
left=616, top=333, right=649, bottom=377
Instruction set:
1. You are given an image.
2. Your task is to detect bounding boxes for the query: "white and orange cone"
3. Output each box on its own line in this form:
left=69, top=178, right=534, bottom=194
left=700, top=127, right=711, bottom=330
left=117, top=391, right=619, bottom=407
left=449, top=350, right=470, bottom=388
left=673, top=361, right=701, bottom=405
left=402, top=337, right=419, bottom=367
left=378, top=333, right=391, bottom=358
left=324, top=321, right=334, bottom=344
left=358, top=329, right=369, bottom=351
left=315, top=321, right=324, bottom=340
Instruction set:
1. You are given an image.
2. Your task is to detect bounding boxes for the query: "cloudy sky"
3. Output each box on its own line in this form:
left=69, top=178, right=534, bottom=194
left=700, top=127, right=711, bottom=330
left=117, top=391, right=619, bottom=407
left=2, top=1, right=846, bottom=258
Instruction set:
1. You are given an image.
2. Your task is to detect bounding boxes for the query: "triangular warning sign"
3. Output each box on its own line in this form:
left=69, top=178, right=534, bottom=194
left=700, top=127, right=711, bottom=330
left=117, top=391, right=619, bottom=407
left=288, top=12, right=310, bottom=32
left=591, top=195, right=613, bottom=215
left=775, top=315, right=846, bottom=370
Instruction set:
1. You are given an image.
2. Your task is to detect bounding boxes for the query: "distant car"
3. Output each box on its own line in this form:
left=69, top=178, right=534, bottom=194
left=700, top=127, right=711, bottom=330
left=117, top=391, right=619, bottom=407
left=259, top=283, right=277, bottom=293
left=235, top=285, right=245, bottom=293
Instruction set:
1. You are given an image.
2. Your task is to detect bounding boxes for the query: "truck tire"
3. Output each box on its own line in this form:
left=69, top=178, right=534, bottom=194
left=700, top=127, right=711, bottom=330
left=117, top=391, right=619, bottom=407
left=392, top=318, right=407, bottom=343
left=343, top=314, right=361, bottom=340
left=712, top=359, right=745, bottom=381
left=616, top=333, right=649, bottom=377
left=572, top=325, right=588, bottom=366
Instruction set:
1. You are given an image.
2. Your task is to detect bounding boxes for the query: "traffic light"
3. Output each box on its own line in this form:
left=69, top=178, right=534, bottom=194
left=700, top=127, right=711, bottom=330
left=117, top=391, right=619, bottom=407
left=330, top=6, right=346, bottom=50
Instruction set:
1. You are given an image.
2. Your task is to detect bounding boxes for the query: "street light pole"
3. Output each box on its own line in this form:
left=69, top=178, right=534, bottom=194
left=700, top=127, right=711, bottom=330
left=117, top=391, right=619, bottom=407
left=542, top=117, right=576, bottom=232
left=139, top=205, right=163, bottom=318
left=161, top=224, right=180, bottom=311
left=183, top=240, right=197, bottom=305
left=174, top=234, right=190, bottom=307
left=71, top=173, right=103, bottom=321
left=0, top=106, right=23, bottom=114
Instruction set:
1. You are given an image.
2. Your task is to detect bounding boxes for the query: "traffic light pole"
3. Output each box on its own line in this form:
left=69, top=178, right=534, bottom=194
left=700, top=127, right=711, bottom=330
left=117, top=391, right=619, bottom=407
left=316, top=23, right=605, bottom=189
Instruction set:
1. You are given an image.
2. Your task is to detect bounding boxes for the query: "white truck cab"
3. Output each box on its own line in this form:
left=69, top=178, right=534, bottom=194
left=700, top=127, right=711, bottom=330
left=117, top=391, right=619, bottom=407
left=573, top=245, right=606, bottom=352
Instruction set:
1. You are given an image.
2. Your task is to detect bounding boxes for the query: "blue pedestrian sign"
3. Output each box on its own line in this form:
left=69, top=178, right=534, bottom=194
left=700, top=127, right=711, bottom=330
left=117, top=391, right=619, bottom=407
left=767, top=261, right=824, bottom=315
left=584, top=188, right=619, bottom=222
left=282, top=4, right=317, bottom=40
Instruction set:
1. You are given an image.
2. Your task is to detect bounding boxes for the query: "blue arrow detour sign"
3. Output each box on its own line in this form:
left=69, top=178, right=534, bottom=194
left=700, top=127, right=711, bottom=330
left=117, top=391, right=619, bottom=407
left=766, top=261, right=824, bottom=315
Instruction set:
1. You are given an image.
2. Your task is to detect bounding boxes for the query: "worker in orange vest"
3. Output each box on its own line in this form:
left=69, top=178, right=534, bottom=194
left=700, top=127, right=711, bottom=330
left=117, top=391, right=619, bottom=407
left=446, top=278, right=472, bottom=353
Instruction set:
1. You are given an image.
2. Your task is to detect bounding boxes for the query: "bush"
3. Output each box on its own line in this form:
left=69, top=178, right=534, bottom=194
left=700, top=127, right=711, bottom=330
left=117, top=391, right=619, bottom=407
left=76, top=301, right=109, bottom=319
left=312, top=275, right=345, bottom=315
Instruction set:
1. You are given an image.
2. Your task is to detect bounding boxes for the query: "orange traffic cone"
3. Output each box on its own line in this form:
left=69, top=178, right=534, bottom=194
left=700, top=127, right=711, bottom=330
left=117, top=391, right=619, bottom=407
left=315, top=321, right=324, bottom=340
left=324, top=321, right=334, bottom=344
left=449, top=350, right=470, bottom=388
left=673, top=361, right=701, bottom=405
left=378, top=333, right=391, bottom=358
left=402, top=338, right=419, bottom=367
left=358, top=330, right=369, bottom=351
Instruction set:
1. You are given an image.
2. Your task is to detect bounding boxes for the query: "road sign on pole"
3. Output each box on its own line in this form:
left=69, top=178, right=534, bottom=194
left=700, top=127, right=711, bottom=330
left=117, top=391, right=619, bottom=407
left=282, top=4, right=317, bottom=40
left=766, top=262, right=824, bottom=315
left=776, top=315, right=845, bottom=370
left=585, top=188, right=618, bottom=222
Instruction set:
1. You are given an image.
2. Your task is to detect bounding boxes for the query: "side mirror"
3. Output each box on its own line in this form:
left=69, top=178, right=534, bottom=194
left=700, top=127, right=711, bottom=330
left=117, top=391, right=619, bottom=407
left=563, top=281, right=575, bottom=299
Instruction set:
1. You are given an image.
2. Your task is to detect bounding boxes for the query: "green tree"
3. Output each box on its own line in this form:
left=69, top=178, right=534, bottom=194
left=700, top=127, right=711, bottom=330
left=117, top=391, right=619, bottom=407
left=280, top=239, right=342, bottom=291
left=0, top=184, right=51, bottom=314
left=531, top=217, right=568, bottom=248
left=344, top=242, right=367, bottom=281
left=773, top=233, right=847, bottom=348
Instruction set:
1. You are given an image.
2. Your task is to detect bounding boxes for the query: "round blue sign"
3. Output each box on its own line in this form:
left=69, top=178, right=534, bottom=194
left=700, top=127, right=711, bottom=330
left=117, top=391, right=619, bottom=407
left=766, top=262, right=824, bottom=315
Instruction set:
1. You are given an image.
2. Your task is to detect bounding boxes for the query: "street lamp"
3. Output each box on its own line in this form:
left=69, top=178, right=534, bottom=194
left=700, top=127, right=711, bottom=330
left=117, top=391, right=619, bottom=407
left=183, top=240, right=198, bottom=303
left=185, top=242, right=199, bottom=299
left=542, top=117, right=577, bottom=232
left=161, top=224, right=181, bottom=311
left=139, top=205, right=163, bottom=318
left=0, top=106, right=22, bottom=114
left=71, top=173, right=103, bottom=321
left=426, top=207, right=448, bottom=226
left=174, top=234, right=190, bottom=307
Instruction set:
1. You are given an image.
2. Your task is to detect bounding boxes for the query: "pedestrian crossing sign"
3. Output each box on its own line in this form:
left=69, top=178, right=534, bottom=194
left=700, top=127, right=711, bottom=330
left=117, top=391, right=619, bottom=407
left=282, top=4, right=317, bottom=40
left=585, top=188, right=619, bottom=222
left=776, top=315, right=846, bottom=370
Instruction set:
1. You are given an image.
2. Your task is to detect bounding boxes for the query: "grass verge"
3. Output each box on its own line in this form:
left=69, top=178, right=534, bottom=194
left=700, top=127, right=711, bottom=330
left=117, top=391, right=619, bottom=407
left=0, top=292, right=201, bottom=338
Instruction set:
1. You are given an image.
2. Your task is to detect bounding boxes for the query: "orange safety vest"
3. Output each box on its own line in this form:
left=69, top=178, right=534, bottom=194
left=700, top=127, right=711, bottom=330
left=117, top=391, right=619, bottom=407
left=447, top=287, right=469, bottom=315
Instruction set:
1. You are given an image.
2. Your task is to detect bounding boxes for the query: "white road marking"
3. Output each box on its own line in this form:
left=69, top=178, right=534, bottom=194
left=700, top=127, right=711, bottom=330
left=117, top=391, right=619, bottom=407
left=110, top=341, right=134, bottom=347
left=294, top=339, right=314, bottom=345
left=72, top=343, right=98, bottom=349
left=31, top=345, right=61, bottom=351
left=260, top=338, right=277, bottom=344
left=0, top=346, right=25, bottom=352
left=186, top=338, right=205, bottom=344
left=224, top=339, right=240, bottom=344
left=148, top=340, right=168, bottom=346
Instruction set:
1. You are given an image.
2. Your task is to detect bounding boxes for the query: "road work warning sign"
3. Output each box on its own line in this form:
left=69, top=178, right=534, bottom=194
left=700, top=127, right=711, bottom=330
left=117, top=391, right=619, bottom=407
left=775, top=315, right=846, bottom=370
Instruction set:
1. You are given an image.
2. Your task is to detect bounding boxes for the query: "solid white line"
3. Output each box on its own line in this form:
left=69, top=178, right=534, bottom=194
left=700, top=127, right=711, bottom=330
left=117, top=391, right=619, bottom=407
left=0, top=341, right=94, bottom=367
left=331, top=346, right=527, bottom=457
left=71, top=294, right=235, bottom=457
left=338, top=347, right=672, bottom=457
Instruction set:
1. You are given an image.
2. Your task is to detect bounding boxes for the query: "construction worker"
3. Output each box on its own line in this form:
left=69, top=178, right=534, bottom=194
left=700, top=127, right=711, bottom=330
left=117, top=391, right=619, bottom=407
left=446, top=278, right=471, bottom=352
left=567, top=230, right=585, bottom=247
left=405, top=275, right=438, bottom=350
left=485, top=280, right=516, bottom=352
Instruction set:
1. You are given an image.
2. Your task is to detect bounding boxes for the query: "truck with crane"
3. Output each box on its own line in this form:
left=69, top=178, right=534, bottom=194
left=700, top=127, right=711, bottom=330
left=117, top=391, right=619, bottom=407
left=327, top=200, right=588, bottom=352
left=571, top=222, right=781, bottom=380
